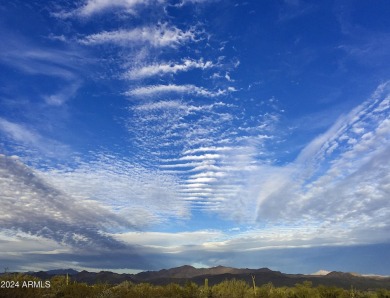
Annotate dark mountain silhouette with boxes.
[134,265,275,280]
[15,265,390,290]
[75,270,135,284]
[46,268,79,275]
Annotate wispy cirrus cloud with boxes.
[254,82,390,233]
[0,30,85,112]
[160,144,268,215]
[55,0,219,19]
[0,118,72,160]
[0,29,85,81]
[0,47,79,81]
[126,94,280,215]
[79,24,198,48]
[140,82,390,227]
[54,0,166,18]
[0,154,130,249]
[38,152,189,226]
[126,84,228,97]
[43,81,81,106]
[113,224,387,255]
[178,153,222,161]
[0,146,193,257]
[124,58,215,80]
[174,0,220,7]
[133,100,190,112]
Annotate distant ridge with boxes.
[135,265,275,280]
[46,269,79,275]
[325,271,355,278]
[312,269,331,276]
[10,265,390,290]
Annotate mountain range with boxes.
[12,265,390,290]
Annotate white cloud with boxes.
[53,0,166,18]
[179,153,222,161]
[125,85,283,218]
[186,177,217,183]
[79,24,197,48]
[138,82,390,230]
[0,118,42,147]
[175,0,220,7]
[0,39,82,80]
[112,221,387,257]
[43,82,81,106]
[185,183,210,189]
[162,144,264,214]
[0,32,84,117]
[133,100,190,112]
[0,155,130,249]
[159,161,210,169]
[190,171,227,178]
[38,153,189,225]
[126,84,227,97]
[0,118,71,159]
[254,82,390,237]
[79,0,158,16]
[124,58,214,80]
[114,230,224,249]
[183,146,238,155]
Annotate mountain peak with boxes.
[326,271,354,278]
[46,269,79,275]
[312,269,331,276]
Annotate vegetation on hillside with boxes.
[0,273,389,298]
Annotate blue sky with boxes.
[0,0,389,275]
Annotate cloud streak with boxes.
[38,153,190,225]
[0,155,130,249]
[54,0,166,18]
[124,58,215,80]
[255,82,390,235]
[0,118,72,160]
[79,24,197,48]
[126,84,228,97]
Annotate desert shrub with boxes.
[160,283,185,297]
[272,287,293,298]
[289,281,320,298]
[256,282,275,298]
[317,285,346,298]
[211,279,251,298]
[130,283,157,298]
[2,274,390,298]
[55,282,95,297]
[183,281,200,298]
[376,289,390,298]
[110,280,135,297]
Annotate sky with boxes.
[0,0,389,275]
